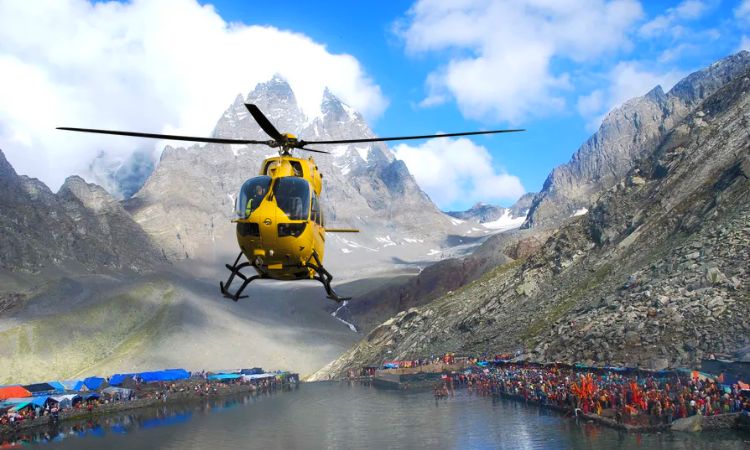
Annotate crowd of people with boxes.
[433,364,750,426]
[1,370,296,433]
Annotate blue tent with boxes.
[84,377,106,390]
[207,374,241,381]
[137,372,161,383]
[164,368,190,379]
[29,396,49,407]
[61,380,85,391]
[240,368,264,375]
[109,374,135,386]
[3,397,43,406]
[47,381,66,393]
[82,393,99,400]
[137,369,190,383]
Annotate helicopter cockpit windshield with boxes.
[236,175,271,219]
[273,177,311,221]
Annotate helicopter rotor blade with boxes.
[296,147,330,154]
[299,129,525,146]
[56,127,272,146]
[245,104,284,141]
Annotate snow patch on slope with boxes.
[571,208,589,217]
[481,209,526,231]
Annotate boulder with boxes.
[671,414,702,432]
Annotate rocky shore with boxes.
[493,391,743,433]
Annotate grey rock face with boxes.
[508,192,535,217]
[447,203,509,223]
[447,194,535,224]
[0,151,165,272]
[313,53,750,379]
[524,51,750,228]
[128,77,460,266]
[341,227,550,334]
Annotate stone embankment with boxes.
[670,412,743,432]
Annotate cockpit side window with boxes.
[263,161,276,176]
[273,177,311,221]
[290,161,303,177]
[236,176,271,219]
[310,193,325,226]
[311,194,320,225]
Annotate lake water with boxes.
[6,382,749,449]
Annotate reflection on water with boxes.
[4,383,749,449]
[0,388,288,447]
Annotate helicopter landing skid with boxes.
[307,251,351,303]
[220,253,265,302]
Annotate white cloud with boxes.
[578,61,685,130]
[0,0,387,193]
[740,35,750,51]
[577,90,604,118]
[639,0,709,37]
[658,43,699,63]
[736,0,750,21]
[392,137,524,208]
[608,62,685,107]
[397,0,643,124]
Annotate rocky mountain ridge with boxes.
[313,52,750,379]
[447,193,535,227]
[0,150,165,274]
[524,51,750,228]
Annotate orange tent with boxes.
[0,385,31,400]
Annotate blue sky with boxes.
[1,0,748,210]
[206,0,748,209]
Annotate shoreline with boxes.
[493,391,745,433]
[354,375,746,434]
[493,391,672,433]
[0,381,292,437]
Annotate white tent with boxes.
[50,394,81,409]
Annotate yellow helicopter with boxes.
[58,104,523,302]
